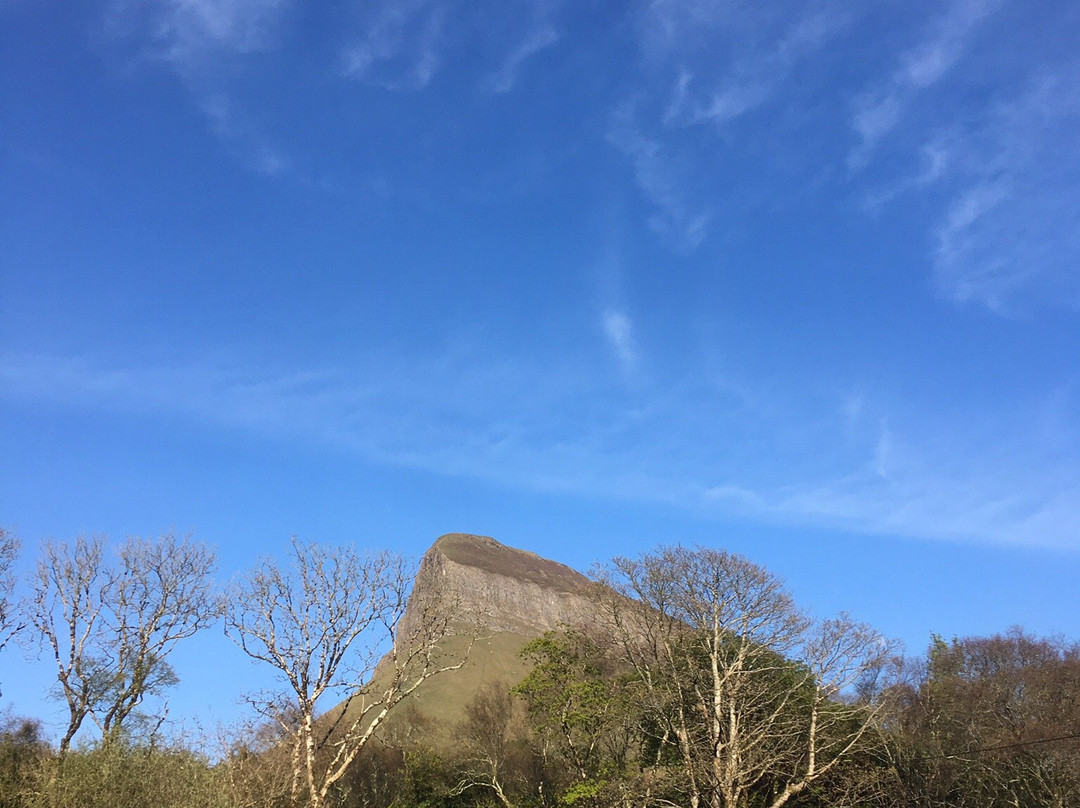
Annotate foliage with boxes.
[885,627,1080,807]
[451,681,551,808]
[216,716,296,808]
[5,535,1079,808]
[0,715,48,808]
[514,630,636,784]
[594,546,892,808]
[387,747,461,808]
[25,738,229,808]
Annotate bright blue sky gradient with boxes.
[2,0,1080,740]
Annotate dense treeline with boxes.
[0,528,1077,807]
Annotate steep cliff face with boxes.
[403,532,597,636]
[369,533,599,740]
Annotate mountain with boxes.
[371,533,599,742]
[406,532,596,634]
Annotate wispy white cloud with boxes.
[871,421,891,479]
[901,0,999,89]
[607,106,712,251]
[662,8,847,127]
[850,97,902,162]
[862,137,954,210]
[107,0,291,70]
[200,93,288,175]
[930,71,1080,310]
[342,0,563,94]
[486,23,560,94]
[4,351,1080,550]
[847,4,1080,311]
[104,0,293,174]
[613,2,847,251]
[849,0,1002,168]
[342,0,446,90]
[701,400,1080,550]
[703,484,767,511]
[771,462,1080,551]
[601,310,637,374]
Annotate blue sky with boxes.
[2,0,1080,739]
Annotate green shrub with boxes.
[28,740,230,808]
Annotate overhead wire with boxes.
[939,730,1080,759]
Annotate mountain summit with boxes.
[405,532,596,635]
[375,533,599,737]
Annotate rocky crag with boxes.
[403,532,597,635]
[371,532,600,740]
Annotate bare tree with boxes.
[595,545,893,808]
[97,534,218,737]
[0,528,24,697]
[31,535,108,753]
[29,533,218,753]
[224,538,469,808]
[884,628,1080,808]
[453,681,525,808]
[0,529,21,651]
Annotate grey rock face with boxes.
[403,533,597,637]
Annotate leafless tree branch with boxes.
[29,533,217,753]
[225,538,470,808]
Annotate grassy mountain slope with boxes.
[340,533,599,746]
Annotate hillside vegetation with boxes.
[0,528,1077,808]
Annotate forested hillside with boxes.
[0,528,1077,808]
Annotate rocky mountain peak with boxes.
[356,534,603,742]
[407,532,597,637]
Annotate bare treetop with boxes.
[596,544,894,808]
[225,537,470,808]
[101,534,218,736]
[0,528,20,655]
[30,532,217,752]
[0,528,23,699]
[607,545,810,652]
[226,540,410,704]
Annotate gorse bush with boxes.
[0,717,48,808]
[26,740,230,808]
